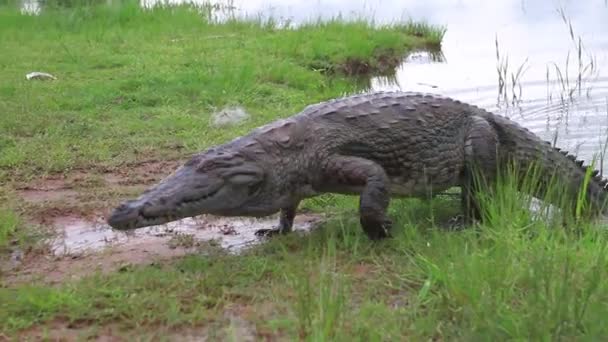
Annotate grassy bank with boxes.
[2,1,608,341]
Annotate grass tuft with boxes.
[0,208,19,250]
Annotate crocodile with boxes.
[106,91,608,239]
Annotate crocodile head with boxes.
[107,149,277,230]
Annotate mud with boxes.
[17,305,265,341]
[50,213,324,256]
[17,320,212,341]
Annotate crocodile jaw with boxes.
[107,155,269,230]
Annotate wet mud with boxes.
[50,213,324,256]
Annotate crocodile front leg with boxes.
[255,202,299,237]
[462,116,499,224]
[321,156,392,240]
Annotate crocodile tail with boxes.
[480,111,608,217]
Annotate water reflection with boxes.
[20,0,40,14]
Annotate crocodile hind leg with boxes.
[255,202,299,237]
[461,116,500,225]
[321,156,392,240]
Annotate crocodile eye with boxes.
[248,182,262,196]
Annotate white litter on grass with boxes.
[26,72,57,81]
[211,106,250,127]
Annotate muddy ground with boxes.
[2,159,324,285]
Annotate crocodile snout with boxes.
[107,202,141,230]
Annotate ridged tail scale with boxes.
[479,110,608,218]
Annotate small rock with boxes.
[220,225,237,235]
[211,106,249,127]
[9,248,24,270]
[118,263,133,272]
[26,71,57,81]
[10,248,23,262]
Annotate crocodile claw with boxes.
[361,216,393,240]
[442,214,478,231]
[254,228,285,238]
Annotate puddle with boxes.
[49,213,325,256]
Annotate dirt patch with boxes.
[13,158,183,195]
[310,48,407,77]
[18,188,80,204]
[97,158,185,187]
[16,320,212,341]
[16,304,271,341]
[4,159,326,285]
[10,159,185,223]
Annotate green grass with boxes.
[0,187,51,274]
[3,1,608,340]
[0,208,19,249]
